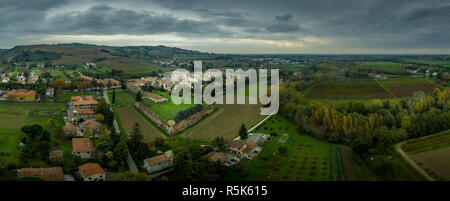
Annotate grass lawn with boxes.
[0,130,21,164]
[147,91,198,121]
[0,101,66,166]
[0,101,65,130]
[224,115,345,181]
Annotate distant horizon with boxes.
[1,42,450,56]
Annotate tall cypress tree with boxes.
[239,124,248,140]
[112,88,116,104]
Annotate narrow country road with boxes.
[394,141,434,181]
[103,90,139,173]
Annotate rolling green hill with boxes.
[0,43,216,73]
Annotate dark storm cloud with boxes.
[0,0,449,52]
[266,14,301,33]
[275,14,293,22]
[46,5,227,36]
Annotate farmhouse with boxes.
[247,133,270,146]
[67,96,98,122]
[78,163,106,181]
[2,77,9,83]
[143,154,171,174]
[78,119,102,138]
[226,140,247,156]
[6,89,37,100]
[46,87,55,97]
[72,138,95,159]
[17,167,65,181]
[227,140,262,159]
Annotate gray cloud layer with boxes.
[0,0,449,53]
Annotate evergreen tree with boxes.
[112,88,116,104]
[239,124,248,140]
[136,91,142,102]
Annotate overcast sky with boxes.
[1,0,450,54]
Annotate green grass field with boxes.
[0,101,65,165]
[224,115,345,181]
[0,130,21,164]
[359,61,403,70]
[145,91,199,121]
[0,101,65,130]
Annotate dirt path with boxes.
[395,141,435,181]
[339,146,357,181]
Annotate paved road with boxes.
[395,141,434,181]
[103,90,139,173]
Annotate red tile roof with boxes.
[144,155,169,166]
[72,138,95,152]
[79,163,105,178]
[72,96,98,106]
[17,167,64,181]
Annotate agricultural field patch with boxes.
[108,91,166,142]
[0,101,65,130]
[223,115,345,181]
[359,61,403,70]
[402,130,450,154]
[358,61,405,73]
[181,97,266,141]
[306,78,391,99]
[380,78,438,97]
[410,147,450,180]
[402,130,450,180]
[116,107,166,142]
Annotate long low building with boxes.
[17,167,65,181]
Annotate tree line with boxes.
[280,85,450,156]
